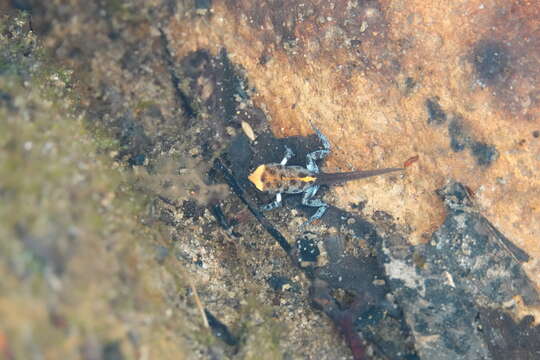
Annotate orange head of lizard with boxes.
[248,164,267,191]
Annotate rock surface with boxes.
[1,1,539,359]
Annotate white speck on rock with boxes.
[385,259,425,296]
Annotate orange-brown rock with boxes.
[166,0,540,296]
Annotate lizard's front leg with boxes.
[261,193,282,211]
[280,146,295,165]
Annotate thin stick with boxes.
[190,279,209,329]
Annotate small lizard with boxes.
[248,127,403,226]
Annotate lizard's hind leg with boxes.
[301,185,328,226]
[306,129,330,173]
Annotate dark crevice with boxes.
[158,27,197,119]
[204,309,238,347]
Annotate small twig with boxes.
[157,194,179,208]
[190,279,209,329]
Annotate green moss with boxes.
[103,0,148,23]
[0,13,190,359]
[236,296,285,360]
[134,98,157,113]
[0,10,306,360]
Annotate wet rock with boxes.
[383,181,539,360]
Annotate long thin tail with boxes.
[316,168,404,185]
